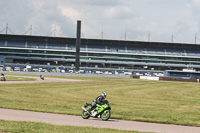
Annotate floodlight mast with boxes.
[75,20,81,72]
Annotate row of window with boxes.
[1,48,200,65]
[2,41,200,56]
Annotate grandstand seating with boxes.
[7,41,25,48]
[4,41,200,58]
[27,42,45,49]
[146,48,165,55]
[6,55,67,62]
[47,43,66,50]
[2,40,200,61]
[80,44,86,51]
[165,48,185,56]
[0,40,4,47]
[107,45,125,53]
[2,34,200,73]
[186,50,200,56]
[87,44,106,52]
[38,43,46,49]
[127,46,146,54]
[66,43,75,50]
[0,55,4,64]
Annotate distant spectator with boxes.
[1,73,5,81]
[40,75,44,80]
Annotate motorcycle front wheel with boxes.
[101,110,111,121]
[81,110,90,119]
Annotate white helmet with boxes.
[101,92,107,98]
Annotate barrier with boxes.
[139,76,159,80]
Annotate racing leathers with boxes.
[88,95,105,113]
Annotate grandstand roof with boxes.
[0,34,199,50]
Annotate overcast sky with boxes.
[1,0,200,44]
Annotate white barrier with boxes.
[140,76,159,80]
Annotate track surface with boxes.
[0,75,83,83]
[0,108,199,133]
[1,75,200,133]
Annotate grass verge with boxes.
[0,75,200,126]
[0,120,147,133]
[2,76,36,81]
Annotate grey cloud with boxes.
[190,1,200,34]
[0,0,199,43]
[0,0,75,37]
[62,0,122,6]
[0,0,36,34]
[104,6,135,20]
[30,1,75,37]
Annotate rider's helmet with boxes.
[101,92,107,99]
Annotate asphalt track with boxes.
[0,108,200,133]
[0,75,84,83]
[1,75,200,133]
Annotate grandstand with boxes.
[0,34,200,75]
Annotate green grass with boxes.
[0,120,146,133]
[3,76,36,81]
[0,75,200,126]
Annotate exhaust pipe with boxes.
[81,107,91,116]
[81,107,87,111]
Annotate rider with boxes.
[88,92,107,114]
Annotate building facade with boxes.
[0,34,200,72]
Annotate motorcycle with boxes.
[81,100,111,121]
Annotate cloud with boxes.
[193,0,200,4]
[0,0,75,37]
[0,0,35,34]
[60,0,122,7]
[31,1,75,37]
[0,0,200,43]
[105,6,134,20]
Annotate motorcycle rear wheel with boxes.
[81,110,90,119]
[101,110,111,121]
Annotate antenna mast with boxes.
[195,33,197,44]
[148,32,150,42]
[101,29,103,39]
[30,25,32,35]
[125,31,127,40]
[54,26,56,37]
[6,23,8,34]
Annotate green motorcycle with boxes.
[81,100,111,121]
